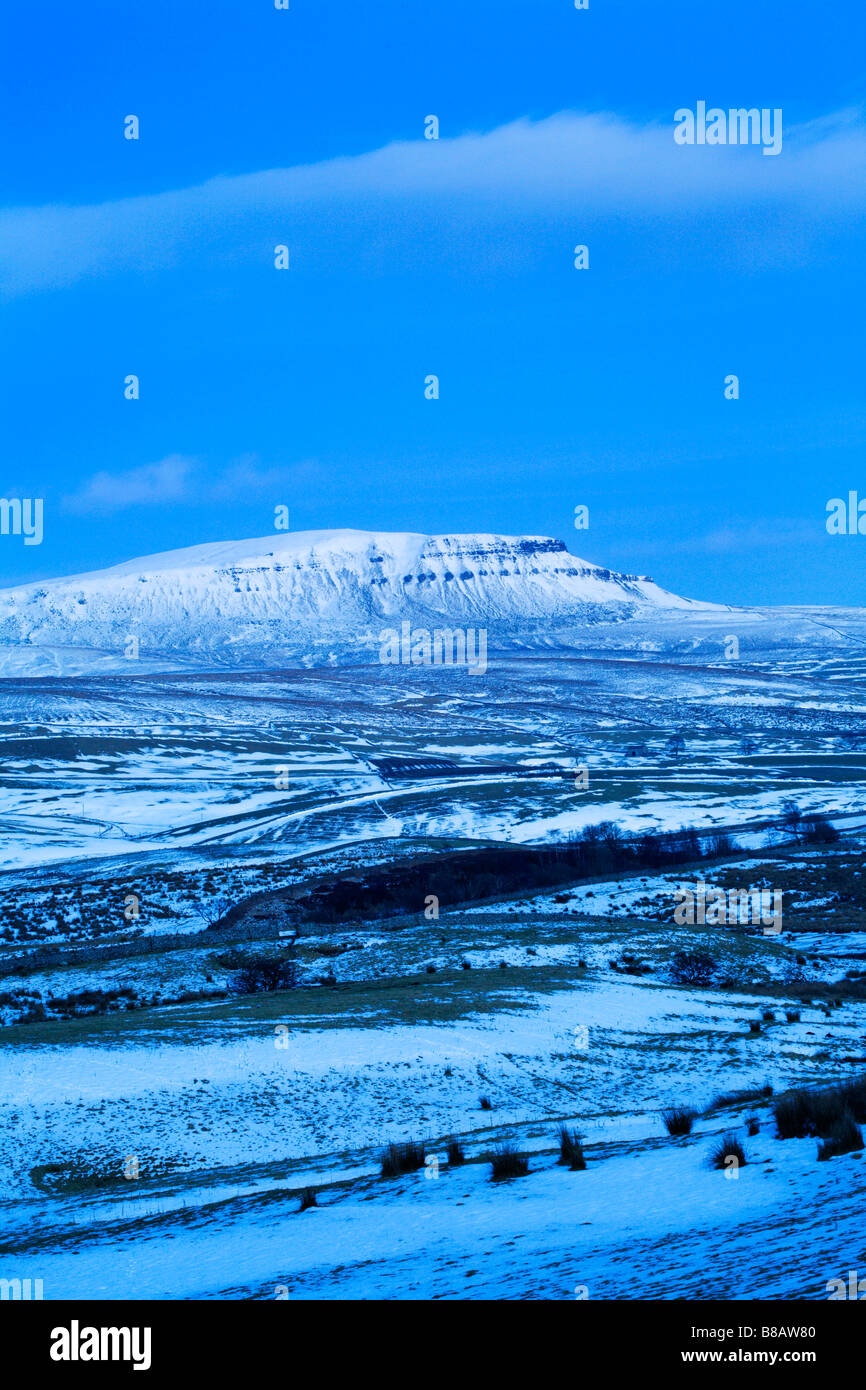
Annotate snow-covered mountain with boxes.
[0,529,714,669]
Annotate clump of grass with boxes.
[774,1077,866,1140]
[839,1075,866,1121]
[748,1020,762,1034]
[479,1095,493,1111]
[817,1112,864,1161]
[380,1140,427,1178]
[761,1007,776,1022]
[558,1125,586,1170]
[709,1134,747,1170]
[785,1008,801,1023]
[746,1116,760,1136]
[446,1138,465,1166]
[490,1143,529,1181]
[298,1186,318,1211]
[774,1088,833,1139]
[661,1105,697,1137]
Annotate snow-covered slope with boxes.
[0,530,713,668]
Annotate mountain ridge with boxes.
[0,529,716,669]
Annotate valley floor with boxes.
[1,651,865,1300]
[2,909,865,1300]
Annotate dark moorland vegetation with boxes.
[279,820,795,926]
[773,1075,866,1141]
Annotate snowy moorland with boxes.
[0,533,865,1299]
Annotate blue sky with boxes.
[1,0,864,605]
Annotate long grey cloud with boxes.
[2,108,864,294]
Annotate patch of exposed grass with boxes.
[705,1083,773,1115]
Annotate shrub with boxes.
[817,1112,864,1161]
[218,948,299,995]
[298,1186,318,1211]
[611,953,652,976]
[490,1143,529,1180]
[671,950,716,987]
[43,986,138,1019]
[635,833,664,869]
[558,1125,586,1170]
[446,1138,465,1166]
[20,1001,47,1023]
[662,1105,697,1137]
[709,1134,747,1170]
[380,1140,427,1178]
[801,813,839,844]
[479,1095,493,1111]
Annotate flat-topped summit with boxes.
[0,529,711,667]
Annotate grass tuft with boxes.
[817,1112,864,1161]
[774,1077,866,1140]
[380,1140,427,1178]
[709,1134,747,1170]
[490,1143,529,1180]
[557,1125,586,1169]
[661,1105,697,1137]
